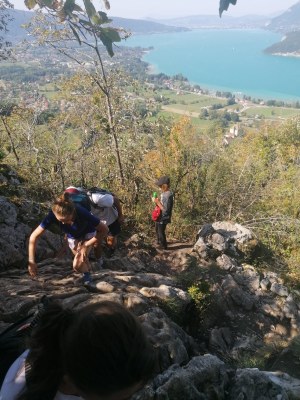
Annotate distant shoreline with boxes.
[130,30,300,102]
[141,54,300,103]
[272,52,300,58]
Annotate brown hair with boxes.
[52,192,75,217]
[18,301,157,400]
[63,302,156,396]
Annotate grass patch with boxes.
[234,352,267,370]
[188,281,211,314]
[159,90,227,108]
[154,110,214,130]
[156,297,187,327]
[244,107,300,119]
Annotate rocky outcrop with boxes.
[0,196,61,270]
[0,196,31,268]
[1,195,300,399]
[134,358,300,399]
[192,222,300,380]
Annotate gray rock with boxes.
[212,221,253,244]
[195,221,257,262]
[261,300,285,319]
[124,294,149,315]
[260,278,271,291]
[115,273,174,288]
[231,335,261,356]
[209,327,233,353]
[0,196,62,270]
[271,283,289,297]
[143,355,228,400]
[230,368,290,399]
[264,271,282,284]
[261,371,300,399]
[221,275,255,311]
[196,224,215,239]
[94,281,115,293]
[283,295,298,319]
[209,232,228,252]
[0,196,18,225]
[0,173,8,184]
[216,254,237,271]
[140,284,191,303]
[139,311,195,369]
[193,236,208,258]
[234,267,260,292]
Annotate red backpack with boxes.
[152,205,161,221]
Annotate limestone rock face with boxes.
[0,196,61,270]
[133,358,300,399]
[229,369,292,400]
[0,256,197,374]
[1,193,300,399]
[142,355,228,400]
[0,196,31,269]
[194,221,256,260]
[191,220,300,383]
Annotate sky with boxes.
[11,0,299,19]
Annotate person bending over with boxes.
[0,300,157,400]
[28,192,108,285]
[88,189,123,260]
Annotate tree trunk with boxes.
[1,116,19,163]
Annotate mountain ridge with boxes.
[5,5,300,58]
[5,9,188,42]
[149,14,270,29]
[265,1,300,32]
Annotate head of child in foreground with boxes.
[23,301,157,400]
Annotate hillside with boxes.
[265,30,300,55]
[265,1,300,33]
[110,16,188,34]
[263,2,300,56]
[4,9,32,41]
[5,9,188,43]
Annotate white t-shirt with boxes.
[90,193,118,226]
[0,350,82,400]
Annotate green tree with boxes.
[24,1,128,183]
[0,0,13,60]
[20,0,238,183]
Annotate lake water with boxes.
[125,29,300,101]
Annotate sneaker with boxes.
[82,272,92,285]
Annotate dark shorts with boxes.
[108,219,121,236]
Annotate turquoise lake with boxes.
[125,30,300,101]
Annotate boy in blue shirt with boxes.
[28,192,108,285]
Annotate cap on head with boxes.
[155,176,170,186]
[65,186,80,194]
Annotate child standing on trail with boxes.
[28,192,108,285]
[152,175,174,250]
